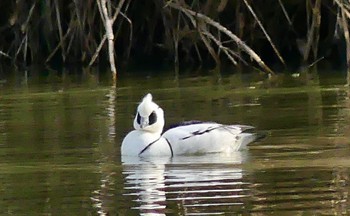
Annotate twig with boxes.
[88,36,106,66]
[194,43,202,63]
[89,0,126,67]
[66,25,76,55]
[99,0,117,81]
[199,30,220,66]
[0,50,12,59]
[15,2,36,63]
[179,12,202,62]
[217,0,228,12]
[341,7,350,66]
[73,0,83,31]
[308,56,324,68]
[14,36,26,60]
[312,0,321,60]
[278,0,292,26]
[181,7,220,65]
[96,0,104,23]
[243,0,285,65]
[167,2,275,75]
[46,28,72,63]
[202,31,238,65]
[173,12,180,70]
[303,0,321,62]
[23,34,28,65]
[21,2,36,33]
[120,12,132,62]
[334,0,350,19]
[54,0,66,62]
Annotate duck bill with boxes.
[140,117,149,129]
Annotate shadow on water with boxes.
[0,67,350,214]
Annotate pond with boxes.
[0,68,350,215]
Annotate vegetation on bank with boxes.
[0,0,349,78]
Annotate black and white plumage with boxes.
[121,93,262,157]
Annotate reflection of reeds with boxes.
[0,1,349,76]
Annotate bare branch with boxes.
[167,2,275,75]
[341,7,350,66]
[303,0,321,62]
[0,50,12,59]
[120,12,133,62]
[243,0,285,65]
[89,0,126,69]
[54,0,66,62]
[278,0,292,26]
[99,0,117,81]
[46,28,72,63]
[202,31,238,65]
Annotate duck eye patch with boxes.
[136,113,141,124]
[149,111,157,125]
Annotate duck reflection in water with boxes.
[121,152,248,215]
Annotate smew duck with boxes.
[121,93,262,157]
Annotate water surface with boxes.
[0,70,350,215]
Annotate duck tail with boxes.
[236,131,267,150]
[253,131,267,142]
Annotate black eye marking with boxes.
[136,113,141,124]
[149,111,157,125]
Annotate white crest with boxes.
[138,93,155,116]
[143,93,152,102]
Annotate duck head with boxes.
[133,93,165,134]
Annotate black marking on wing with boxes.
[164,120,256,141]
[181,125,222,140]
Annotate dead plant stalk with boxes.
[99,0,117,81]
[243,0,285,65]
[167,2,275,75]
[90,0,127,81]
[303,0,321,62]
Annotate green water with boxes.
[0,69,350,215]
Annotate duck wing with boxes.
[162,121,255,155]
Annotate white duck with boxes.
[121,93,263,157]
